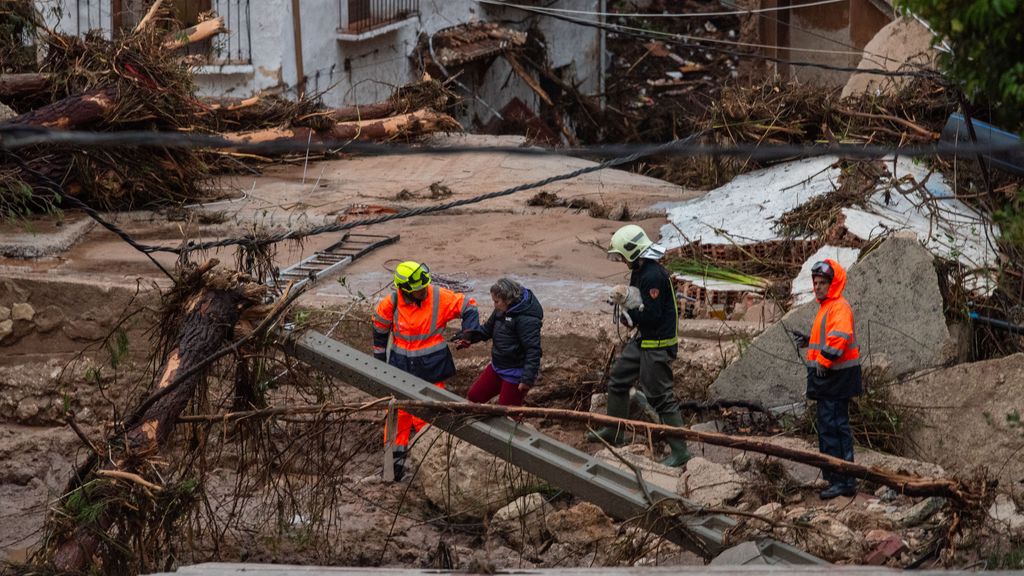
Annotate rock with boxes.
[988,494,1024,531]
[62,318,109,341]
[546,502,616,545]
[491,493,551,548]
[407,425,545,520]
[0,102,15,122]
[749,502,783,531]
[596,444,681,493]
[731,453,751,472]
[11,303,34,322]
[15,400,40,422]
[779,508,865,562]
[33,305,65,333]
[0,319,12,342]
[710,237,952,407]
[676,457,743,507]
[890,496,945,528]
[842,17,938,99]
[0,306,9,320]
[875,485,899,502]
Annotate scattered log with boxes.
[328,100,404,123]
[162,16,227,51]
[221,109,462,146]
[52,263,266,573]
[0,73,52,99]
[176,398,987,506]
[2,87,117,128]
[392,401,985,505]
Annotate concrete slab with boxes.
[0,215,94,259]
[709,236,952,407]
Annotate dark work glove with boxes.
[790,330,810,348]
[449,332,472,350]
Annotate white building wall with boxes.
[37,0,604,127]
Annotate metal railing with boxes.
[206,0,252,64]
[340,0,419,34]
[46,0,251,64]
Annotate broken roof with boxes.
[426,22,527,68]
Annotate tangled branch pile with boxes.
[0,3,461,218]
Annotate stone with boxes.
[890,496,945,528]
[32,305,65,333]
[676,456,743,507]
[62,319,109,341]
[988,494,1024,531]
[595,444,681,493]
[842,17,938,99]
[710,237,952,407]
[779,508,865,563]
[0,306,9,320]
[0,102,14,122]
[491,493,551,548]
[0,319,12,342]
[16,400,40,422]
[875,485,899,502]
[407,425,545,520]
[546,502,616,545]
[11,303,34,322]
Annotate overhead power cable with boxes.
[480,0,847,18]
[476,0,945,80]
[2,126,1023,158]
[132,132,705,255]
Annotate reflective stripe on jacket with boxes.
[627,258,679,349]
[372,286,480,382]
[805,258,863,400]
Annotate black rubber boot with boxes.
[658,412,692,468]
[392,447,407,482]
[586,392,629,446]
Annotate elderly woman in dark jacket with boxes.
[457,278,543,406]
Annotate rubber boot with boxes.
[658,412,692,468]
[392,447,407,482]
[586,391,630,446]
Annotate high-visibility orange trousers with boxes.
[385,382,445,447]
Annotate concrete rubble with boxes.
[710,235,953,407]
[408,425,545,520]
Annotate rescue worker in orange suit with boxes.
[372,261,480,481]
[790,259,863,499]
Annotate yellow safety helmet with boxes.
[394,260,431,292]
[608,224,653,263]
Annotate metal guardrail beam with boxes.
[284,329,827,565]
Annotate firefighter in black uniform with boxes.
[587,225,691,467]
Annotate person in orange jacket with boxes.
[791,259,863,499]
[372,260,480,481]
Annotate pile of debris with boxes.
[0,1,461,217]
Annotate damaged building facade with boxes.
[38,0,605,129]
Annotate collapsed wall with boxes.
[709,236,953,407]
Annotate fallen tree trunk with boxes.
[2,87,117,128]
[52,262,265,573]
[396,401,985,504]
[175,399,988,506]
[162,16,227,51]
[0,73,52,99]
[221,109,462,146]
